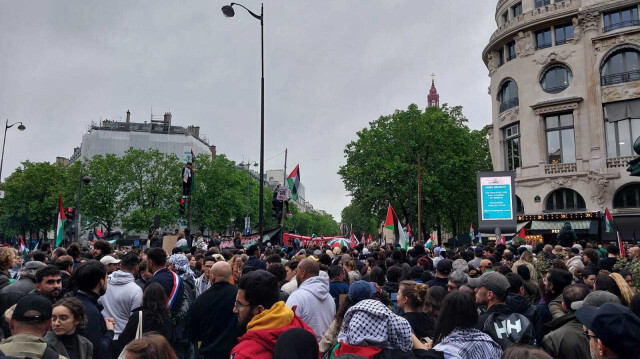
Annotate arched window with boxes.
[541,63,573,93]
[516,196,525,214]
[613,183,640,208]
[546,188,586,211]
[498,79,519,113]
[601,48,640,86]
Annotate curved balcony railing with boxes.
[601,70,640,86]
[500,97,519,113]
[604,19,640,33]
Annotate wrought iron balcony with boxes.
[499,97,519,113]
[601,70,640,86]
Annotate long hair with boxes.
[610,272,634,306]
[432,291,478,345]
[143,283,169,326]
[124,333,177,359]
[399,280,428,310]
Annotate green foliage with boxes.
[81,154,127,233]
[338,104,492,240]
[614,258,640,290]
[341,202,378,236]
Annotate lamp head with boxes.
[221,5,235,17]
[17,124,25,131]
[239,161,246,166]
[82,176,91,185]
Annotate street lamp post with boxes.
[76,175,91,243]
[222,2,265,241]
[0,120,26,182]
[240,160,258,234]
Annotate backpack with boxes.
[482,312,536,349]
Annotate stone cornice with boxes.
[530,96,583,114]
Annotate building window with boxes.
[516,196,525,214]
[540,63,572,93]
[512,2,523,17]
[507,41,516,61]
[546,188,586,211]
[605,118,640,158]
[536,29,552,49]
[498,48,505,67]
[503,123,521,171]
[498,80,518,113]
[601,49,640,86]
[603,6,640,33]
[614,184,640,208]
[535,0,551,8]
[545,113,575,164]
[555,23,574,45]
[502,11,509,24]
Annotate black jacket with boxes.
[0,277,36,315]
[244,256,266,271]
[506,294,545,344]
[187,282,239,359]
[113,308,173,358]
[76,290,113,359]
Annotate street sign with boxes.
[276,187,288,201]
[133,240,140,246]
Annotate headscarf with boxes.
[168,254,194,277]
[337,299,413,352]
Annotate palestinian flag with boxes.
[384,204,407,250]
[287,165,300,201]
[361,232,366,245]
[368,234,373,245]
[407,223,412,238]
[55,196,66,247]
[469,224,474,240]
[426,234,434,249]
[604,208,615,233]
[516,226,526,243]
[18,235,27,260]
[191,149,196,163]
[350,232,358,246]
[617,232,626,258]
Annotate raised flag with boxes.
[95,227,104,238]
[190,149,196,163]
[18,235,27,259]
[604,208,615,233]
[426,234,434,249]
[407,223,412,239]
[516,226,527,243]
[469,224,474,240]
[384,204,408,250]
[55,196,66,247]
[350,232,358,246]
[617,232,626,258]
[287,165,301,201]
[361,232,366,245]
[368,234,373,245]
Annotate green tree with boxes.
[338,104,492,243]
[341,202,378,236]
[81,154,127,233]
[119,148,183,234]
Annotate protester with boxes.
[0,294,64,358]
[228,254,244,285]
[285,258,335,341]
[193,256,215,297]
[427,260,451,291]
[544,269,573,320]
[432,291,502,359]
[45,297,94,359]
[114,283,173,357]
[32,265,63,303]
[397,280,434,339]
[134,261,151,290]
[100,256,121,275]
[0,247,15,291]
[576,303,640,359]
[74,260,115,359]
[273,328,319,359]
[599,244,619,272]
[99,252,142,340]
[0,261,46,315]
[328,265,349,310]
[121,333,178,359]
[187,261,238,359]
[54,255,74,293]
[541,284,590,359]
[230,270,315,359]
[244,245,266,270]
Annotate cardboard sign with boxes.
[162,235,178,255]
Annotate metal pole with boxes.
[417,155,422,243]
[258,3,265,242]
[0,120,8,182]
[76,179,82,243]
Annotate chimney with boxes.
[126,110,131,123]
[209,145,217,157]
[163,112,172,126]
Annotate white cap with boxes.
[100,256,121,265]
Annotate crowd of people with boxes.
[0,235,637,359]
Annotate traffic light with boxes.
[271,199,283,221]
[179,198,186,216]
[65,208,75,221]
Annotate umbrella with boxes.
[327,238,352,249]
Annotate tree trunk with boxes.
[436,217,442,246]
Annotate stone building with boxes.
[483,0,640,242]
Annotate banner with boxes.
[219,227,282,249]
[282,233,339,246]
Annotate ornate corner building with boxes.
[483,0,640,243]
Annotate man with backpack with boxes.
[469,271,535,349]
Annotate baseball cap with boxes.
[467,272,510,294]
[576,303,640,358]
[571,290,621,311]
[12,294,52,323]
[362,248,369,255]
[436,259,452,275]
[100,256,121,265]
[348,280,375,302]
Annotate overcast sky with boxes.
[0,1,497,221]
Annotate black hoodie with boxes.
[506,294,545,344]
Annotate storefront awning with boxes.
[530,220,592,230]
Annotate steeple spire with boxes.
[427,73,440,108]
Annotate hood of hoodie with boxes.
[506,294,532,314]
[298,275,331,300]
[108,270,135,286]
